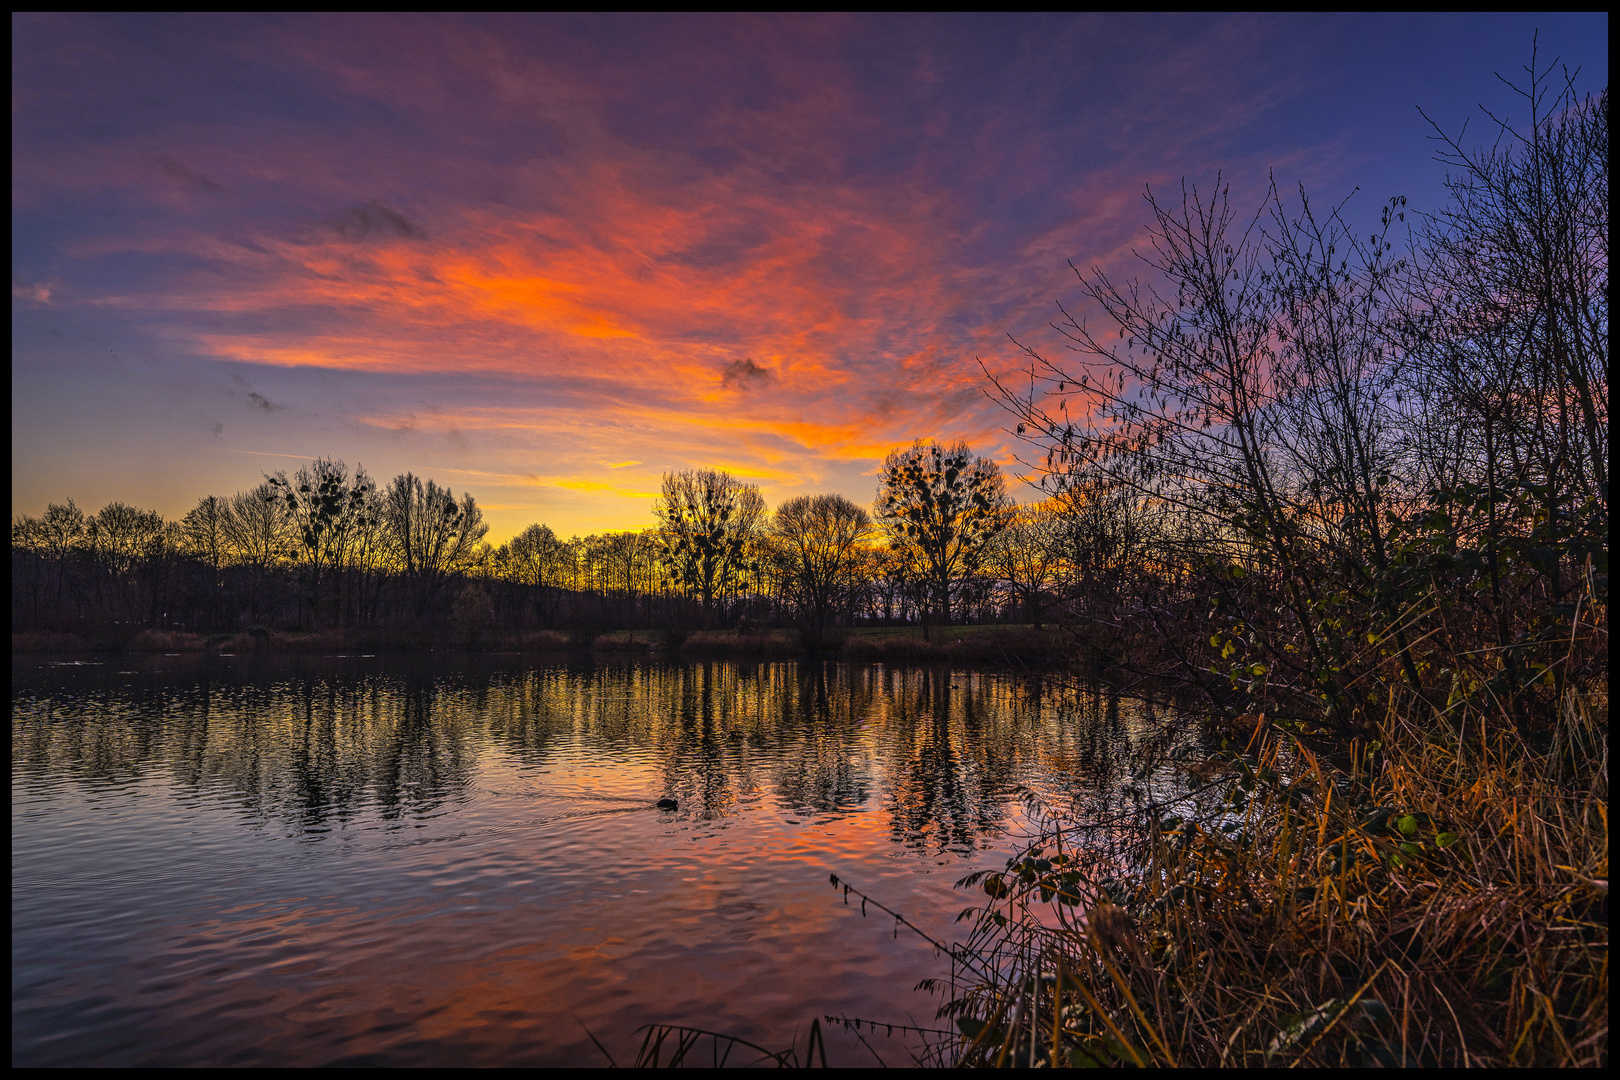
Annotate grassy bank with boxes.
[937,684,1609,1067]
[12,623,1073,663]
[842,624,1072,663]
[11,627,576,654]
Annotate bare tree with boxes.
[379,472,489,621]
[988,173,1423,722]
[267,459,379,628]
[874,440,1011,629]
[87,502,167,627]
[771,493,873,649]
[496,522,567,627]
[654,469,765,625]
[859,545,914,626]
[1400,44,1608,605]
[987,502,1063,626]
[221,483,289,623]
[31,500,87,624]
[504,523,564,588]
[180,495,231,627]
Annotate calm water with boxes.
[12,652,1184,1067]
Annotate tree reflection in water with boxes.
[13,653,1200,1068]
[13,655,1178,856]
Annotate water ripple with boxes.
[12,653,1189,1066]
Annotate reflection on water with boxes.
[12,654,1185,1067]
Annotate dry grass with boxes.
[514,629,572,650]
[127,630,208,651]
[679,628,805,657]
[937,685,1609,1067]
[12,629,211,652]
[842,625,1070,663]
[590,629,652,651]
[11,631,97,652]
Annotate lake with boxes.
[11,652,1186,1067]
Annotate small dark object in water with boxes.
[656,798,678,811]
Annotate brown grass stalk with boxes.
[939,682,1608,1067]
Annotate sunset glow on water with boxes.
[12,654,1185,1066]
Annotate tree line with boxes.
[13,440,1109,649]
[12,54,1605,735]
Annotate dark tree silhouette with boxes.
[874,440,1011,629]
[654,468,764,626]
[769,493,872,650]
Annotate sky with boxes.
[12,13,1609,542]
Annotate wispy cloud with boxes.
[13,13,1605,537]
[12,280,53,305]
[321,199,427,242]
[153,155,224,194]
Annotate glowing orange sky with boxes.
[11,14,1607,540]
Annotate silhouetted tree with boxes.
[1396,51,1608,669]
[86,501,167,628]
[267,459,378,628]
[494,522,566,627]
[989,45,1607,729]
[221,483,289,623]
[505,523,564,588]
[874,440,1011,627]
[33,499,87,625]
[654,469,765,626]
[180,495,231,627]
[770,493,873,649]
[379,472,488,622]
[989,170,1421,722]
[987,501,1063,626]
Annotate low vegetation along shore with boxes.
[11,622,1077,665]
[920,681,1608,1068]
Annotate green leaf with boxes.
[1435,832,1459,849]
[1396,815,1419,836]
[1067,1044,1106,1067]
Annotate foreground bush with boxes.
[942,684,1608,1067]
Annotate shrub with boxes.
[938,684,1608,1068]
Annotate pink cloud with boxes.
[22,15,1580,535]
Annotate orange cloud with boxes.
[28,12,1477,534]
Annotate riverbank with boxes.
[11,623,1077,664]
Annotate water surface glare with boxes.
[12,653,1174,1066]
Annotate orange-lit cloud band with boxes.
[12,13,1606,539]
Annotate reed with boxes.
[626,1019,828,1068]
[938,684,1609,1067]
[10,630,99,651]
